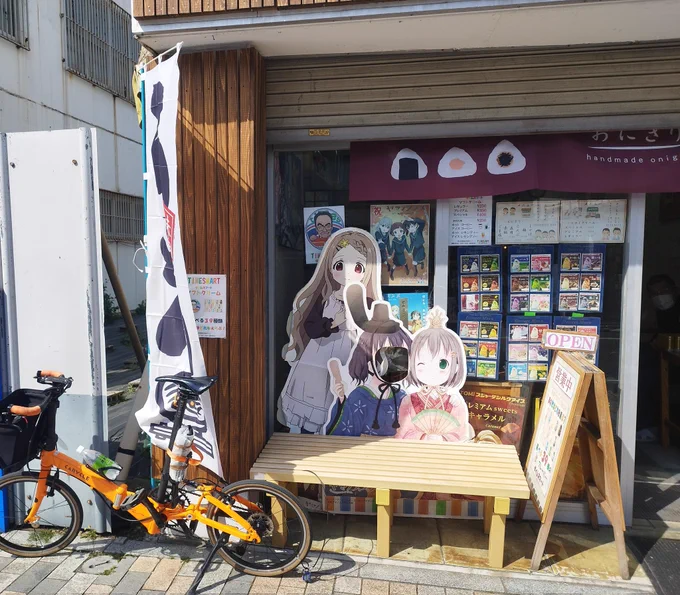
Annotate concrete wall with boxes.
[0,0,144,307]
[103,241,146,311]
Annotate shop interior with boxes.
[270,148,667,579]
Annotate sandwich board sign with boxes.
[516,350,628,579]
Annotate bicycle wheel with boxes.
[206,479,312,577]
[0,471,83,557]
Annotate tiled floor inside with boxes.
[310,513,648,581]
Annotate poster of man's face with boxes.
[303,206,345,264]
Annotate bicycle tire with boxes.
[205,479,312,577]
[0,471,83,557]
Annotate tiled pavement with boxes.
[0,533,655,595]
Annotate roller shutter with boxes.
[266,43,680,132]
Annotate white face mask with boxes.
[653,294,676,311]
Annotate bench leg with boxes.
[376,488,392,558]
[483,497,493,535]
[268,480,288,547]
[488,497,510,569]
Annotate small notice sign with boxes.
[448,196,492,246]
[188,274,227,338]
[542,329,599,354]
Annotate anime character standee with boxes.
[278,229,381,434]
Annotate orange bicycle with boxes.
[0,371,311,591]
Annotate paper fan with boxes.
[411,409,460,435]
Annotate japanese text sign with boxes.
[188,274,227,339]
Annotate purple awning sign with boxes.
[349,130,680,202]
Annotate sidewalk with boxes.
[0,532,655,595]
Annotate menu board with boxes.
[525,355,580,515]
[495,201,560,244]
[557,244,605,313]
[448,196,493,246]
[508,246,554,314]
[560,199,627,243]
[188,274,227,338]
[553,316,601,365]
[507,316,552,382]
[460,382,530,453]
[458,247,503,314]
[458,313,502,380]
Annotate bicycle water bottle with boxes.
[169,426,194,482]
[76,446,121,480]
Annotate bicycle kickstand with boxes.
[187,534,229,595]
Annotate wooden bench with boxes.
[250,433,530,568]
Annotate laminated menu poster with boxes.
[188,274,227,338]
[448,196,492,246]
[458,246,503,314]
[385,292,429,334]
[303,206,345,264]
[554,317,601,365]
[495,200,560,244]
[508,246,554,314]
[557,244,605,313]
[458,313,502,380]
[560,199,627,243]
[525,355,580,515]
[507,316,552,382]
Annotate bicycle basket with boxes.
[0,389,49,473]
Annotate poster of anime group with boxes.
[369,204,430,286]
[277,227,496,517]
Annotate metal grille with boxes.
[63,0,140,103]
[0,0,28,49]
[100,190,144,242]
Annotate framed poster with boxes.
[495,201,560,244]
[384,292,429,334]
[507,316,552,382]
[458,313,502,380]
[557,244,605,313]
[508,246,554,314]
[560,199,627,243]
[303,206,345,264]
[370,203,430,286]
[448,196,492,246]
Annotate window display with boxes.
[458,247,503,313]
[508,246,554,313]
[458,313,502,379]
[554,316,601,364]
[557,244,606,313]
[507,316,552,381]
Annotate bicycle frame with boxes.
[25,449,261,543]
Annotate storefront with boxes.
[152,39,680,531]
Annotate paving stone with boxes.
[141,557,182,591]
[71,536,115,553]
[0,574,20,593]
[110,571,150,595]
[306,578,334,594]
[92,556,135,586]
[4,557,39,574]
[56,573,98,595]
[129,556,160,573]
[360,566,504,594]
[335,576,362,594]
[136,591,166,595]
[84,586,113,594]
[417,588,445,595]
[362,579,390,595]
[29,578,68,595]
[390,583,417,595]
[250,576,282,593]
[220,572,255,594]
[445,590,475,595]
[6,561,59,593]
[167,575,196,594]
[195,560,232,594]
[49,553,89,580]
[501,577,611,594]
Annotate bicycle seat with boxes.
[155,375,218,395]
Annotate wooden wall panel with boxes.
[153,48,267,483]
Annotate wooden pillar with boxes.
[173,48,267,482]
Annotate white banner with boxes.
[136,47,222,476]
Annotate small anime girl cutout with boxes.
[396,307,475,442]
[405,217,427,276]
[389,222,409,280]
[278,229,381,434]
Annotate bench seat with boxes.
[250,433,530,568]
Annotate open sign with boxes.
[542,329,599,353]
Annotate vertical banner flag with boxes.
[136,46,222,476]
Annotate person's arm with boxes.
[304,297,338,339]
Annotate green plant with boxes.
[81,528,98,540]
[28,528,58,544]
[133,300,146,316]
[103,282,120,325]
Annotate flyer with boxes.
[560,199,627,243]
[507,315,552,382]
[495,201,560,244]
[303,206,345,264]
[385,292,430,334]
[557,244,606,313]
[459,313,502,380]
[448,196,492,246]
[188,274,227,339]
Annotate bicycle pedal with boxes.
[120,488,147,511]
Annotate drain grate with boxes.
[629,536,680,595]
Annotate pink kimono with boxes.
[395,387,474,442]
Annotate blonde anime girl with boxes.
[278,228,382,434]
